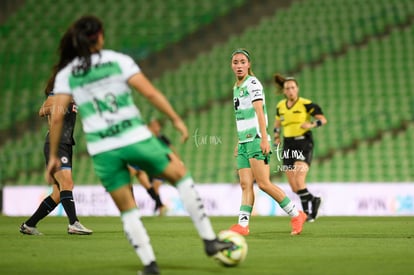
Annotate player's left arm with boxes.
[45,94,72,184]
[301,102,327,129]
[313,114,327,126]
[253,100,270,155]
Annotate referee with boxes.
[273,73,327,222]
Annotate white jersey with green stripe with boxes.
[53,49,152,155]
[233,75,269,143]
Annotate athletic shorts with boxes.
[92,136,172,192]
[237,137,271,169]
[43,142,73,169]
[282,132,313,167]
[128,165,165,183]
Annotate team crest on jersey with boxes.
[239,89,249,97]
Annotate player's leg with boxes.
[229,168,254,236]
[160,153,214,237]
[285,169,301,193]
[250,158,287,201]
[152,178,162,194]
[54,169,76,225]
[293,160,320,222]
[285,167,311,216]
[20,142,61,235]
[19,183,60,235]
[246,139,292,207]
[135,170,164,214]
[287,161,310,210]
[289,138,320,221]
[125,137,234,256]
[150,178,166,215]
[93,151,159,274]
[283,139,311,213]
[159,153,234,256]
[134,168,152,190]
[229,143,253,235]
[54,169,92,234]
[249,154,306,235]
[54,143,92,234]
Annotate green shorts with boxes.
[237,138,271,169]
[92,137,172,192]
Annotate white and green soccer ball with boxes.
[214,230,248,267]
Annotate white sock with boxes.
[238,212,250,227]
[121,208,155,265]
[282,200,300,217]
[176,175,216,240]
[238,205,252,227]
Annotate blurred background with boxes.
[0,0,413,193]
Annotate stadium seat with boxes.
[1,0,413,184]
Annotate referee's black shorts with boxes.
[282,131,313,167]
[43,142,73,169]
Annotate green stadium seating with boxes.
[1,0,413,185]
[0,0,247,130]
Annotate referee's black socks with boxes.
[297,188,314,215]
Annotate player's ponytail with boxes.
[273,73,298,94]
[43,16,103,96]
[70,15,103,76]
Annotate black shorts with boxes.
[282,132,313,167]
[43,143,73,169]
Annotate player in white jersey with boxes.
[45,15,233,275]
[229,49,307,236]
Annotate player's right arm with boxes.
[128,72,188,143]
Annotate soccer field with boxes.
[1,216,413,275]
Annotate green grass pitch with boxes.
[1,216,413,275]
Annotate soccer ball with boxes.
[214,230,248,267]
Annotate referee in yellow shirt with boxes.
[273,73,327,222]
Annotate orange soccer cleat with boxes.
[229,224,250,236]
[290,211,307,235]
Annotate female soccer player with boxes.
[45,15,232,275]
[229,49,307,236]
[20,82,92,235]
[273,73,327,222]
